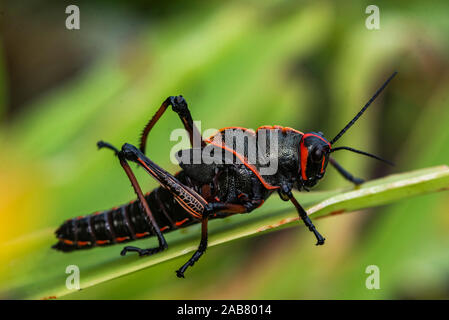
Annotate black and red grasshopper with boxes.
[53,72,397,278]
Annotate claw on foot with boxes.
[120,245,165,257]
[97,141,120,154]
[176,270,185,278]
[315,237,325,246]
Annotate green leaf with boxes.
[1,165,448,299]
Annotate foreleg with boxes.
[279,184,325,245]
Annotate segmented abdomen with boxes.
[52,181,197,252]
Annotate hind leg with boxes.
[97,141,168,256]
[140,95,206,154]
[99,141,211,259]
[115,142,263,277]
[98,141,255,277]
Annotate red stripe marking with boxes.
[321,157,325,174]
[258,125,283,131]
[116,236,130,242]
[175,218,189,227]
[206,125,304,190]
[282,127,304,135]
[63,239,74,245]
[302,133,331,148]
[160,226,169,232]
[214,126,256,136]
[96,240,110,245]
[135,232,150,238]
[300,140,309,181]
[213,125,303,136]
[77,241,90,246]
[204,138,279,190]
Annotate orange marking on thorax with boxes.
[63,239,74,245]
[210,125,303,140]
[257,125,303,135]
[206,125,305,190]
[204,138,279,190]
[215,126,256,136]
[281,127,304,135]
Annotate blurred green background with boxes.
[1,0,449,299]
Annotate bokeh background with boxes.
[1,0,449,299]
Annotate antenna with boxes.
[330,71,397,145]
[330,146,394,166]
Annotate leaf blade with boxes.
[1,165,448,299]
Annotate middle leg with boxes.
[175,201,257,278]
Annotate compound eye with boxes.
[311,148,323,163]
